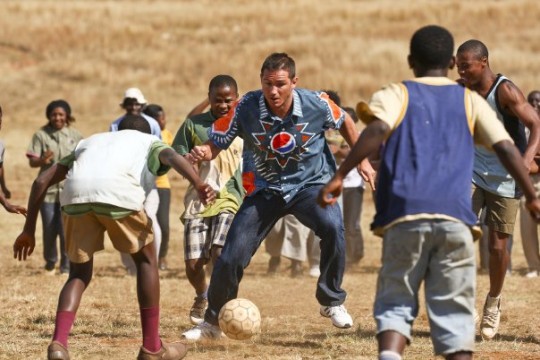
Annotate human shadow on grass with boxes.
[92,265,184,280]
[412,330,540,346]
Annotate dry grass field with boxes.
[1,0,540,359]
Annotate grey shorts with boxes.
[374,220,476,355]
[472,183,520,235]
[183,212,234,260]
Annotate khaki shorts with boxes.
[63,209,154,263]
[471,184,520,235]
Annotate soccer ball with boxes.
[218,298,261,340]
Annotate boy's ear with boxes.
[448,55,456,70]
[407,54,414,69]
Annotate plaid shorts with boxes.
[183,212,234,260]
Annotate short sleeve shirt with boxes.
[363,77,511,148]
[26,125,83,203]
[173,111,244,219]
[59,140,170,219]
[209,88,345,202]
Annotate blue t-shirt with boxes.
[210,89,344,202]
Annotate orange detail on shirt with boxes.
[320,93,342,123]
[242,171,256,195]
[212,102,238,134]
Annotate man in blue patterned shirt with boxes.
[182,52,375,340]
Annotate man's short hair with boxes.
[457,39,489,60]
[410,25,454,69]
[118,114,151,134]
[260,53,296,79]
[209,74,238,93]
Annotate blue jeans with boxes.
[205,185,347,324]
[40,202,68,271]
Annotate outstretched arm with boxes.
[14,164,68,260]
[185,98,210,118]
[493,140,540,219]
[338,112,377,189]
[319,119,389,207]
[158,148,216,205]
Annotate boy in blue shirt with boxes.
[319,25,540,360]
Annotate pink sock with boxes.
[140,307,161,352]
[52,311,76,347]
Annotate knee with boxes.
[488,245,507,260]
[69,264,92,287]
[185,259,205,275]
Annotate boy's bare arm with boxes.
[319,119,389,207]
[158,148,216,205]
[493,140,540,219]
[0,164,11,198]
[14,164,68,260]
[499,81,540,169]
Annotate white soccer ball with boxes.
[218,298,261,340]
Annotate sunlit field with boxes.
[1,1,540,359]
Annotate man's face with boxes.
[122,98,143,115]
[260,69,297,115]
[456,50,486,88]
[209,85,238,118]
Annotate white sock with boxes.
[379,350,402,360]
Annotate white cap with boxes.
[123,87,147,104]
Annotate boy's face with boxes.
[48,107,67,130]
[529,92,540,113]
[122,98,143,115]
[456,50,486,88]
[209,85,238,118]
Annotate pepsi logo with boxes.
[271,132,296,154]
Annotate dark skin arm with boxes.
[498,81,540,172]
[319,119,389,206]
[158,148,216,204]
[13,164,68,260]
[28,149,54,168]
[493,139,540,218]
[0,163,11,198]
[185,98,210,118]
[338,111,377,190]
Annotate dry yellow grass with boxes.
[1,0,540,359]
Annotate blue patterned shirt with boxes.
[209,88,345,202]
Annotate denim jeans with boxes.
[205,185,347,324]
[40,202,68,271]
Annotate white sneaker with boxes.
[320,304,353,328]
[480,295,501,340]
[525,270,539,278]
[309,265,321,278]
[182,321,225,340]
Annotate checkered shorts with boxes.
[183,212,235,260]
